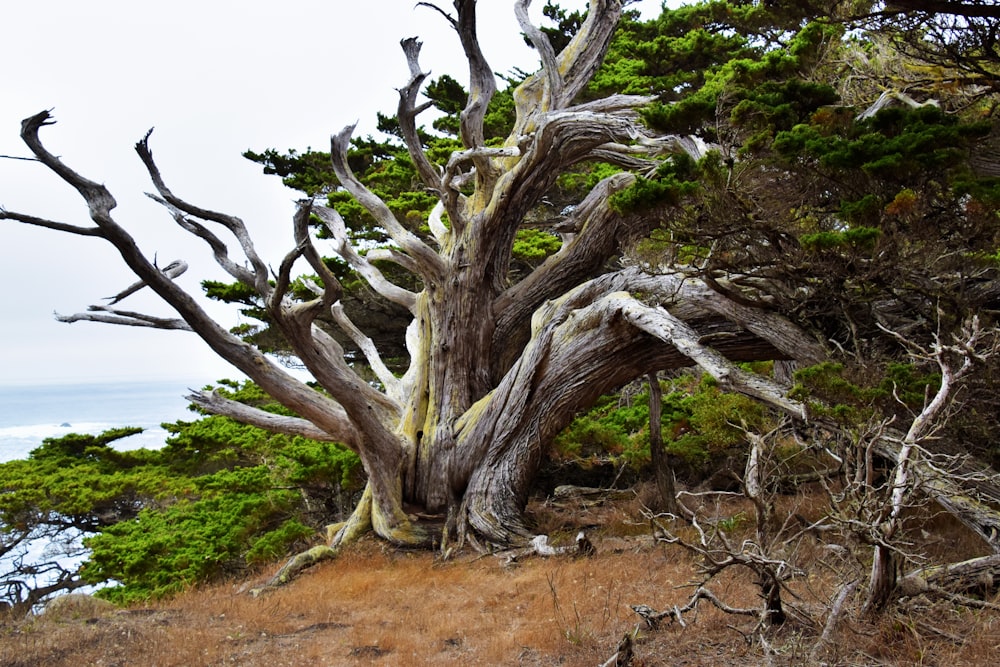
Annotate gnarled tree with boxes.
[2,0,834,553]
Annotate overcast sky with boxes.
[0,0,664,387]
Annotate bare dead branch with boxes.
[0,209,103,236]
[186,388,358,449]
[515,0,563,107]
[105,259,188,304]
[426,200,450,248]
[55,305,193,330]
[330,301,401,401]
[20,111,118,224]
[809,579,860,663]
[453,0,498,167]
[329,125,445,281]
[145,193,257,287]
[286,199,343,317]
[311,205,417,311]
[396,37,442,192]
[615,295,810,418]
[135,130,270,293]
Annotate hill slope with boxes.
[3,490,999,666]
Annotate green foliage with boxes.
[610,153,701,213]
[1,381,363,605]
[83,465,307,603]
[789,361,941,425]
[619,6,838,137]
[512,228,562,264]
[800,226,881,252]
[0,430,185,533]
[554,375,767,478]
[774,105,989,180]
[556,162,623,193]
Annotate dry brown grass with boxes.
[2,489,999,666]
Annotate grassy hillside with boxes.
[3,486,998,666]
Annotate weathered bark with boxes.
[14,1,998,577]
[647,372,680,515]
[899,554,1000,599]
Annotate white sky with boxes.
[0,0,665,387]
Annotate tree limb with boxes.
[330,301,402,402]
[311,205,418,312]
[145,192,258,287]
[19,111,118,225]
[0,209,103,236]
[187,388,358,449]
[135,130,271,294]
[614,294,810,419]
[454,0,498,161]
[105,259,188,304]
[515,0,563,109]
[55,305,194,330]
[329,125,445,281]
[396,37,442,192]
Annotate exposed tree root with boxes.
[252,545,340,596]
[252,484,437,595]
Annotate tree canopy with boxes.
[2,0,1000,628]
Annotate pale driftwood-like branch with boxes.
[526,108,653,171]
[427,200,450,247]
[135,130,271,294]
[553,0,624,107]
[857,90,939,121]
[515,0,563,107]
[145,193,258,287]
[19,112,118,225]
[809,579,860,663]
[187,388,358,448]
[311,205,417,312]
[330,301,401,401]
[444,145,520,192]
[364,247,422,276]
[286,200,342,318]
[0,209,103,236]
[615,294,809,419]
[499,532,595,565]
[682,279,827,365]
[105,259,188,304]
[330,126,445,280]
[396,37,441,191]
[56,305,193,330]
[513,0,623,113]
[454,0,497,168]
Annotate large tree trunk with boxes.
[14,0,999,568]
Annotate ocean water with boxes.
[0,380,209,606]
[0,380,203,463]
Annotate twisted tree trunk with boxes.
[12,1,996,569]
